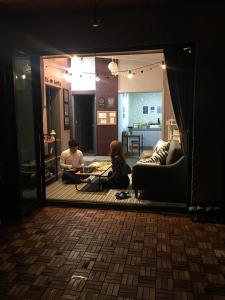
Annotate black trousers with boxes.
[101,174,130,189]
[62,171,88,184]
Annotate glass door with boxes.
[13,51,45,213]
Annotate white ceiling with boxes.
[98,52,164,64]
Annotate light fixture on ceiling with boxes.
[183,47,192,54]
[128,70,133,79]
[161,61,166,69]
[91,0,101,28]
[108,59,119,76]
[95,74,100,82]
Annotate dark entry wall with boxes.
[95,58,118,155]
[74,94,95,153]
[0,3,225,207]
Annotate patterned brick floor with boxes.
[0,207,225,299]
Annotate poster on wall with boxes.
[150,106,155,113]
[157,105,162,113]
[143,106,148,114]
[107,97,114,108]
[63,89,70,130]
[97,111,117,125]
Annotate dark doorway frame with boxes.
[0,43,195,225]
[0,49,45,225]
[73,92,96,154]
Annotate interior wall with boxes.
[95,58,118,155]
[71,56,96,91]
[118,55,163,93]
[118,93,129,141]
[41,58,71,152]
[128,92,162,127]
[163,71,175,141]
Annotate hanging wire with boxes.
[80,60,163,78]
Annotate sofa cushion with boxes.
[140,150,153,159]
[153,139,170,154]
[151,139,170,164]
[166,140,183,165]
[138,149,168,165]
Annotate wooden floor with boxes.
[46,177,186,212]
[0,206,225,299]
[46,155,187,210]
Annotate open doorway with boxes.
[74,94,95,154]
[43,48,192,210]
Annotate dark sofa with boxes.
[132,140,188,202]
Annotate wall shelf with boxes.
[167,119,180,143]
[44,134,58,184]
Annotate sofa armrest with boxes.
[132,156,188,194]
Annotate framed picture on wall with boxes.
[63,89,70,130]
[107,97,114,108]
[143,106,148,114]
[98,97,105,108]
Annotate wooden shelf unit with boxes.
[44,134,58,184]
[167,119,180,142]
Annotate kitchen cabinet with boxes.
[132,128,162,149]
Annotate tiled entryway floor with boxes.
[0,206,225,299]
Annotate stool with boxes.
[130,140,140,154]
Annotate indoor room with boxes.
[38,50,182,207]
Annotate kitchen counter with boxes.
[132,128,162,148]
[131,127,161,131]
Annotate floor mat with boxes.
[78,179,108,193]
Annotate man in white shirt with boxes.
[60,139,90,184]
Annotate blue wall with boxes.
[128,92,162,126]
[118,92,162,141]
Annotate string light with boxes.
[55,57,166,81]
[161,61,166,70]
[80,60,165,79]
[95,74,100,82]
[128,70,133,79]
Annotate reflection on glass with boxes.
[13,56,38,201]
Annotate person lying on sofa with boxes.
[100,140,131,190]
[60,139,91,184]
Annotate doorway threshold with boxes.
[46,179,187,214]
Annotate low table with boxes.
[75,161,112,191]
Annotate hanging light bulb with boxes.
[108,59,119,76]
[161,61,166,69]
[64,70,72,82]
[128,70,133,79]
[95,74,100,82]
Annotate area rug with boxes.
[78,178,109,193]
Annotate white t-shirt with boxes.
[60,149,84,170]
